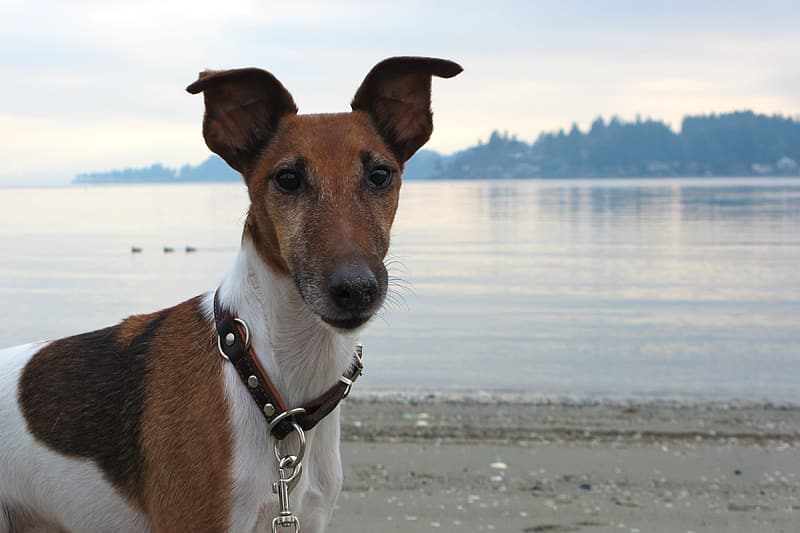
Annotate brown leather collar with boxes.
[213,288,363,440]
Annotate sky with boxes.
[1,0,799,185]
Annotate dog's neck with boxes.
[216,236,357,408]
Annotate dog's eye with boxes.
[275,171,301,193]
[367,167,392,188]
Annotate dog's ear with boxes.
[186,68,298,174]
[351,56,462,162]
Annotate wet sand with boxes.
[328,394,800,532]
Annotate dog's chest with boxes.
[222,365,343,533]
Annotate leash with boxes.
[213,288,363,531]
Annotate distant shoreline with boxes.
[71,110,800,184]
[69,174,800,184]
[3,175,800,190]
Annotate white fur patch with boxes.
[0,342,150,532]
[210,238,354,532]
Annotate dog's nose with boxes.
[328,264,379,314]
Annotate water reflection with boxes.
[379,178,800,401]
[2,179,799,401]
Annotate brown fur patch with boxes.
[18,295,235,528]
[139,296,235,532]
[245,111,401,279]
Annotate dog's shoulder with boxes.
[16,293,233,513]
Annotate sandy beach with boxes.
[329,393,800,532]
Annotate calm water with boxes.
[1,178,799,402]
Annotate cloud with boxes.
[0,114,199,183]
[1,0,799,184]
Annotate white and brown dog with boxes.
[0,56,461,532]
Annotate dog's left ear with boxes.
[187,68,298,175]
[352,56,462,162]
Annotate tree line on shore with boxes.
[74,110,800,183]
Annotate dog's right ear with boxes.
[186,68,298,175]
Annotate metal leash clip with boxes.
[270,409,306,532]
[272,455,302,532]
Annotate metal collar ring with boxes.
[217,317,251,360]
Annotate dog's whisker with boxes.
[381,296,402,312]
[388,281,415,298]
[388,278,414,290]
[384,255,410,274]
[372,308,392,326]
[384,257,409,269]
[383,287,410,311]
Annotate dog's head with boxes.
[187,57,462,331]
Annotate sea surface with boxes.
[1,178,799,403]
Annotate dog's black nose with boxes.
[329,264,379,314]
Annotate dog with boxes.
[0,56,461,532]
